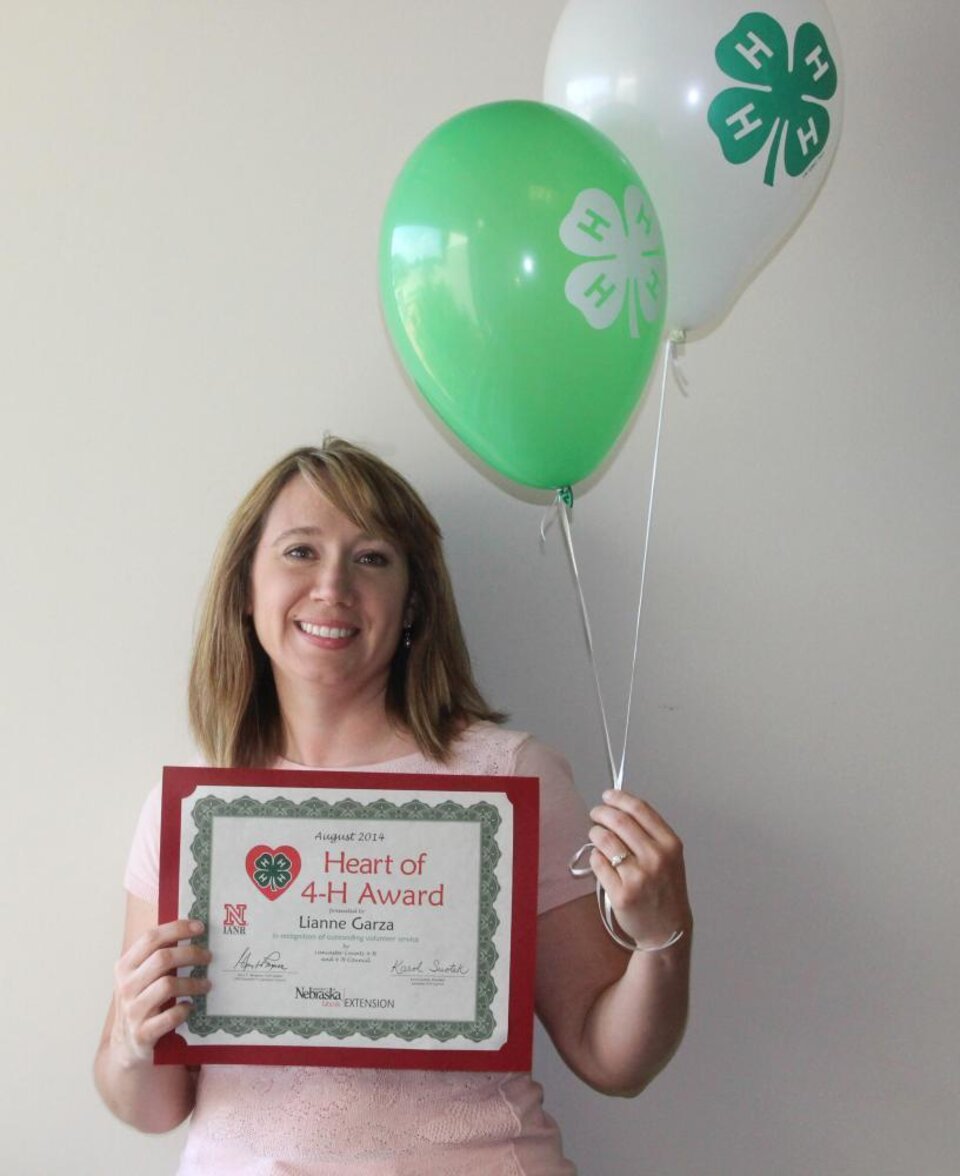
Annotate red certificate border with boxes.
[156,766,539,1071]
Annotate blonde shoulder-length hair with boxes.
[188,438,503,767]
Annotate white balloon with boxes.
[545,0,844,335]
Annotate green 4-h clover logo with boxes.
[253,851,293,890]
[245,843,301,901]
[708,12,838,187]
[559,186,666,338]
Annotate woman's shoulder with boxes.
[448,721,529,772]
[450,722,571,778]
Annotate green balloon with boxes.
[379,100,667,490]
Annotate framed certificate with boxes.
[156,766,539,1070]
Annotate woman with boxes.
[95,438,692,1173]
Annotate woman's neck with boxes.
[274,678,415,769]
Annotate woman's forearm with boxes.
[94,1033,196,1133]
[566,790,693,1095]
[576,928,692,1097]
[96,907,209,1132]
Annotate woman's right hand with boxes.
[110,917,212,1065]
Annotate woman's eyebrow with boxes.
[271,525,391,546]
[271,525,323,546]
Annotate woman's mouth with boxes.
[296,621,358,639]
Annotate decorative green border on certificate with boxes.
[185,795,502,1043]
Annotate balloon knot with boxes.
[557,485,574,508]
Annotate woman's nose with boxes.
[309,557,354,604]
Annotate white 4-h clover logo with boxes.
[560,187,666,338]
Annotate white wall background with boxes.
[2,2,957,1173]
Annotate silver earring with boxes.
[402,626,413,649]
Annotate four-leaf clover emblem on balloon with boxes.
[560,186,666,338]
[245,844,302,901]
[708,12,839,188]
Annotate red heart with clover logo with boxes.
[245,844,302,901]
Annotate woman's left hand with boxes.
[587,789,692,950]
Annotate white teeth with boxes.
[298,622,355,639]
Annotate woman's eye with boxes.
[357,551,389,567]
[284,545,314,560]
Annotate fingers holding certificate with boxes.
[112,919,212,1063]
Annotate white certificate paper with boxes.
[157,767,539,1070]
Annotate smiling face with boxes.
[248,474,411,706]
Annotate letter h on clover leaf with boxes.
[708,12,838,187]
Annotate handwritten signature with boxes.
[390,959,470,977]
[229,949,289,973]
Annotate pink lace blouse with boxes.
[124,725,595,1174]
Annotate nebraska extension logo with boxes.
[222,902,248,935]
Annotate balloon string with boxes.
[556,498,618,787]
[557,336,675,950]
[618,334,672,782]
[668,329,690,396]
[552,335,673,792]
